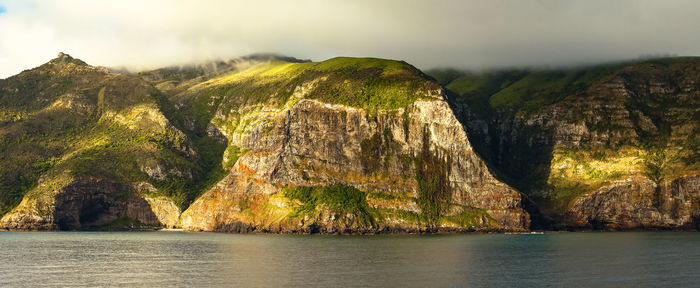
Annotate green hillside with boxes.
[0,53,210,214]
[146,56,440,131]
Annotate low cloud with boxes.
[1,0,699,78]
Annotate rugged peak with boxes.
[48,52,88,67]
[57,52,71,59]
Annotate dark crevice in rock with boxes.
[445,91,555,229]
[54,176,161,230]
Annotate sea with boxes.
[1,231,698,287]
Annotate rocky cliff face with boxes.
[180,98,528,233]
[159,57,530,233]
[169,56,531,233]
[432,58,700,230]
[569,174,700,229]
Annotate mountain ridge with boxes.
[0,52,698,232]
[0,53,529,232]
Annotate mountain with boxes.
[0,53,204,229]
[429,58,700,230]
[144,56,529,233]
[0,53,528,232]
[2,53,697,232]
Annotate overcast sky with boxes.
[1,0,699,78]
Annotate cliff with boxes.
[159,57,528,233]
[179,98,527,233]
[430,58,700,230]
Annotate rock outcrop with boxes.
[569,174,700,229]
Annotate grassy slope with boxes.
[429,58,700,225]
[437,57,700,115]
[169,57,441,122]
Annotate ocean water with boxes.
[0,231,698,287]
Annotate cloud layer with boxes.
[1,0,699,78]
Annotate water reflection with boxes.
[0,232,698,287]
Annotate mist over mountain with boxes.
[2,0,700,78]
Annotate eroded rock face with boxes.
[181,98,529,233]
[568,175,700,229]
[0,176,180,230]
[444,62,700,230]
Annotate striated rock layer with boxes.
[181,98,529,233]
[569,174,700,229]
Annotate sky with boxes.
[1,0,699,78]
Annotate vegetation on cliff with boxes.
[414,127,452,227]
[283,184,373,221]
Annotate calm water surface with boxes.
[0,231,698,287]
